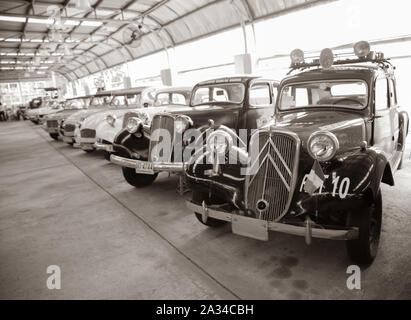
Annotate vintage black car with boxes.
[185,43,409,265]
[110,76,279,188]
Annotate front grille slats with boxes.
[64,124,75,133]
[246,131,299,222]
[148,114,175,162]
[47,120,58,128]
[80,129,96,139]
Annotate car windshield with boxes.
[191,83,245,106]
[65,99,85,110]
[90,96,113,107]
[279,80,368,111]
[110,95,128,107]
[125,93,142,105]
[154,92,189,106]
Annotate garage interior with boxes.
[1,0,411,300]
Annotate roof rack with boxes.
[287,41,394,75]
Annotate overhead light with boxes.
[64,20,80,26]
[28,18,54,25]
[75,0,92,11]
[81,20,103,27]
[5,38,21,42]
[31,39,43,43]
[0,15,26,23]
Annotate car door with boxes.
[244,81,277,130]
[373,75,395,159]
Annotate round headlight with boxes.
[206,130,234,156]
[174,116,192,134]
[126,117,143,134]
[106,114,116,126]
[307,131,339,162]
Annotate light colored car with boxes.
[62,92,115,145]
[94,86,193,159]
[74,87,156,152]
[43,96,90,140]
[27,98,63,124]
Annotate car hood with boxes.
[65,107,107,123]
[81,107,137,129]
[45,109,84,121]
[271,110,367,151]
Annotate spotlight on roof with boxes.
[290,49,305,64]
[75,0,92,11]
[354,41,371,58]
[319,48,334,69]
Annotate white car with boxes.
[27,98,63,124]
[94,86,193,159]
[43,97,90,140]
[74,87,157,152]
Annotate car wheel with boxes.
[31,120,39,125]
[192,191,227,228]
[103,151,111,161]
[82,149,94,153]
[122,167,158,188]
[49,133,59,141]
[346,189,382,266]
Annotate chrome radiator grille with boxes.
[245,131,300,222]
[148,114,175,162]
[64,124,75,133]
[47,120,58,128]
[80,129,96,138]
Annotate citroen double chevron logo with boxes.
[249,135,292,191]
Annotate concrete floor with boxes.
[1,121,411,300]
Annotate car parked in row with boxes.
[74,87,156,153]
[109,76,279,188]
[43,96,90,140]
[185,42,409,266]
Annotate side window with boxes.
[375,78,389,110]
[249,83,271,107]
[155,93,170,106]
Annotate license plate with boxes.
[232,215,269,241]
[106,145,113,152]
[63,137,73,143]
[135,160,154,174]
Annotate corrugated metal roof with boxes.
[0,0,336,81]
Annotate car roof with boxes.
[282,66,378,85]
[94,86,150,97]
[196,75,262,86]
[155,86,193,94]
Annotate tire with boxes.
[103,151,111,161]
[82,149,94,153]
[346,190,382,266]
[49,133,59,141]
[192,191,227,228]
[31,120,39,125]
[122,167,158,188]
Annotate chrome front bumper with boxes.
[186,201,359,242]
[76,137,97,144]
[110,154,186,173]
[94,142,113,152]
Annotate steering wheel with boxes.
[333,98,363,106]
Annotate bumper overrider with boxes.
[94,142,114,152]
